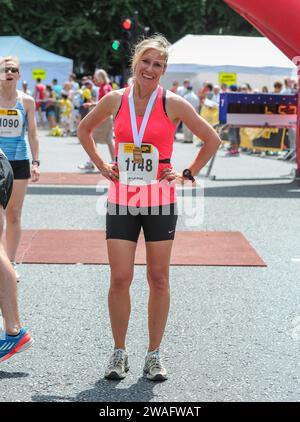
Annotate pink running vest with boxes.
[108,85,177,207]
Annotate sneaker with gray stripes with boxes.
[104,349,129,380]
[143,350,168,381]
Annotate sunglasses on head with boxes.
[0,67,19,74]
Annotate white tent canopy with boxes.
[0,36,73,91]
[161,35,296,91]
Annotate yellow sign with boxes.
[219,72,237,86]
[32,69,46,80]
[123,144,152,153]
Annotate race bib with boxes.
[0,109,23,138]
[118,143,159,186]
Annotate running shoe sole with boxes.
[105,367,129,380]
[0,334,34,362]
[143,371,168,381]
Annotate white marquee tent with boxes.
[0,36,73,91]
[161,35,296,91]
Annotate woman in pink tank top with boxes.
[78,35,221,381]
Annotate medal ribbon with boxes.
[128,84,159,148]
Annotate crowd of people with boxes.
[170,77,297,157]
[171,77,298,108]
[22,71,298,162]
[22,71,120,170]
[22,71,120,138]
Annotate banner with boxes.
[239,127,287,151]
[200,105,219,127]
[219,93,297,127]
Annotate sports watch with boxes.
[32,160,40,166]
[182,168,195,182]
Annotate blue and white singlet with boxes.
[0,90,29,161]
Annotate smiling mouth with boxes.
[142,74,154,80]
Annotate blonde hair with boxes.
[131,34,170,76]
[0,56,20,69]
[94,68,110,84]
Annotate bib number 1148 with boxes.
[125,158,153,172]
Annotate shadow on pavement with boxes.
[204,180,300,198]
[32,376,157,402]
[0,371,29,379]
[27,180,300,198]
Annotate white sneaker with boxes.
[12,262,21,282]
[143,350,168,381]
[104,349,129,380]
[78,162,95,171]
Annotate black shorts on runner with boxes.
[0,154,14,209]
[106,202,178,242]
[9,160,31,180]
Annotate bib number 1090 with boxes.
[125,158,153,172]
[0,118,19,128]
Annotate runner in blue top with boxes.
[0,56,40,281]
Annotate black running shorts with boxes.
[106,202,178,242]
[9,160,31,180]
[0,154,14,209]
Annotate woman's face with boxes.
[134,48,166,89]
[0,59,20,85]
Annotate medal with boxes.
[128,85,158,165]
[133,147,143,163]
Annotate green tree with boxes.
[0,0,259,75]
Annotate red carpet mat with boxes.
[15,230,266,266]
[32,172,108,186]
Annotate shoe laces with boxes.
[146,353,164,371]
[109,350,126,368]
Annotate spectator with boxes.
[79,69,114,170]
[170,81,179,93]
[211,84,221,104]
[197,82,213,110]
[182,86,200,143]
[71,84,83,134]
[221,83,228,93]
[273,81,283,94]
[33,78,46,128]
[69,73,79,91]
[226,84,240,156]
[282,77,296,94]
[79,80,93,120]
[240,84,249,93]
[44,85,57,130]
[22,81,32,96]
[59,90,72,136]
[262,86,269,93]
[177,79,190,97]
[52,79,62,99]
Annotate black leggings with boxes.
[106,203,178,242]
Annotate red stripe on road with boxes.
[15,230,266,266]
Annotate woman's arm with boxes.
[24,95,40,182]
